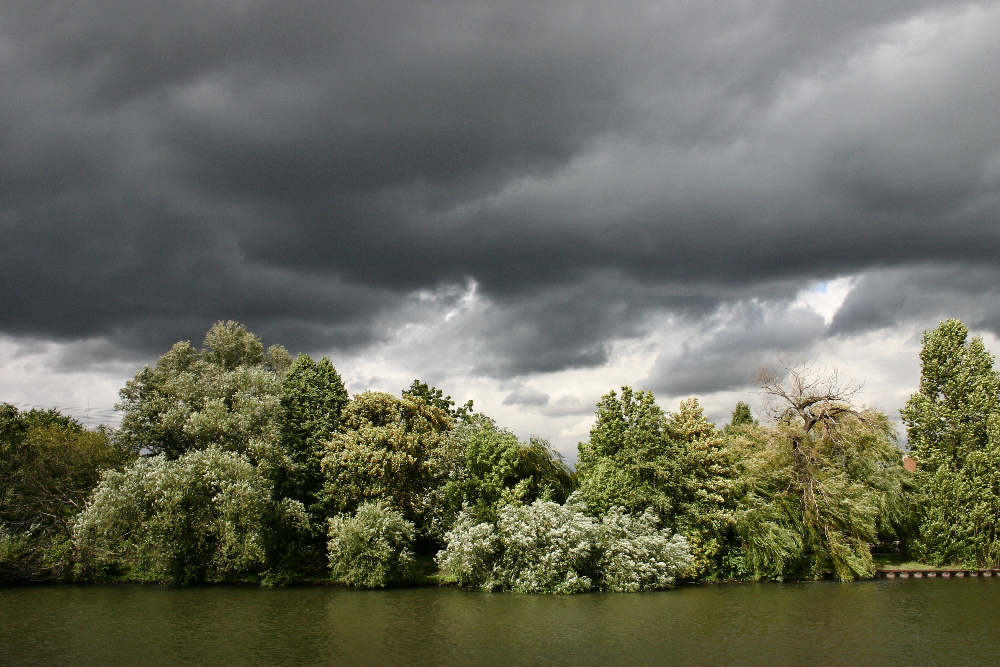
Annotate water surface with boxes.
[2,579,998,665]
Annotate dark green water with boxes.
[2,579,999,665]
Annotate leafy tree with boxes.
[0,405,123,582]
[430,419,575,534]
[403,379,474,421]
[576,389,736,576]
[116,321,291,473]
[667,399,738,577]
[327,501,418,588]
[901,319,1000,566]
[902,319,1000,469]
[74,447,304,584]
[725,401,757,434]
[734,369,907,581]
[576,387,678,520]
[278,354,349,513]
[319,392,454,535]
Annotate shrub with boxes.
[436,497,693,594]
[73,447,274,584]
[594,507,693,592]
[327,501,418,588]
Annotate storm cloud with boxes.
[3,1,1000,445]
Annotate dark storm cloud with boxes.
[3,0,999,379]
[831,265,1000,337]
[646,301,827,396]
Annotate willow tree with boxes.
[736,368,907,581]
[901,319,1000,566]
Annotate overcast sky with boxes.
[3,1,1000,458]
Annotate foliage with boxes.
[403,379,474,421]
[594,506,694,592]
[116,321,290,473]
[576,387,678,520]
[576,389,737,576]
[428,419,575,537]
[320,392,454,533]
[901,319,1000,566]
[436,497,692,593]
[327,500,418,588]
[278,354,348,513]
[74,447,282,584]
[734,370,907,581]
[0,405,124,583]
[725,401,757,433]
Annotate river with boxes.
[2,578,998,665]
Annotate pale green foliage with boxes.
[74,447,278,584]
[327,501,418,588]
[902,320,1000,566]
[116,322,289,473]
[593,506,694,592]
[320,392,453,532]
[436,497,692,594]
[735,408,905,581]
[437,499,595,593]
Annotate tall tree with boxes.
[278,354,348,513]
[901,319,1000,566]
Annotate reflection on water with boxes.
[2,579,999,665]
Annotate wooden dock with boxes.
[877,569,1000,579]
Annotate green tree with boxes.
[725,401,757,434]
[74,447,305,585]
[327,501,418,588]
[428,419,574,536]
[576,389,736,577]
[575,387,678,520]
[319,392,454,535]
[735,369,907,581]
[0,405,123,582]
[278,354,349,513]
[403,379,474,421]
[116,321,291,473]
[901,319,1000,566]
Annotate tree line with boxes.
[2,318,998,591]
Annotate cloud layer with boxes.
[3,1,1000,450]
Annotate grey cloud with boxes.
[646,301,828,396]
[831,265,1000,337]
[502,387,550,408]
[2,0,999,383]
[542,395,596,418]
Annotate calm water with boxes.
[2,579,999,665]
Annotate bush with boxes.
[327,501,418,588]
[436,497,693,594]
[594,507,693,592]
[74,447,275,584]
